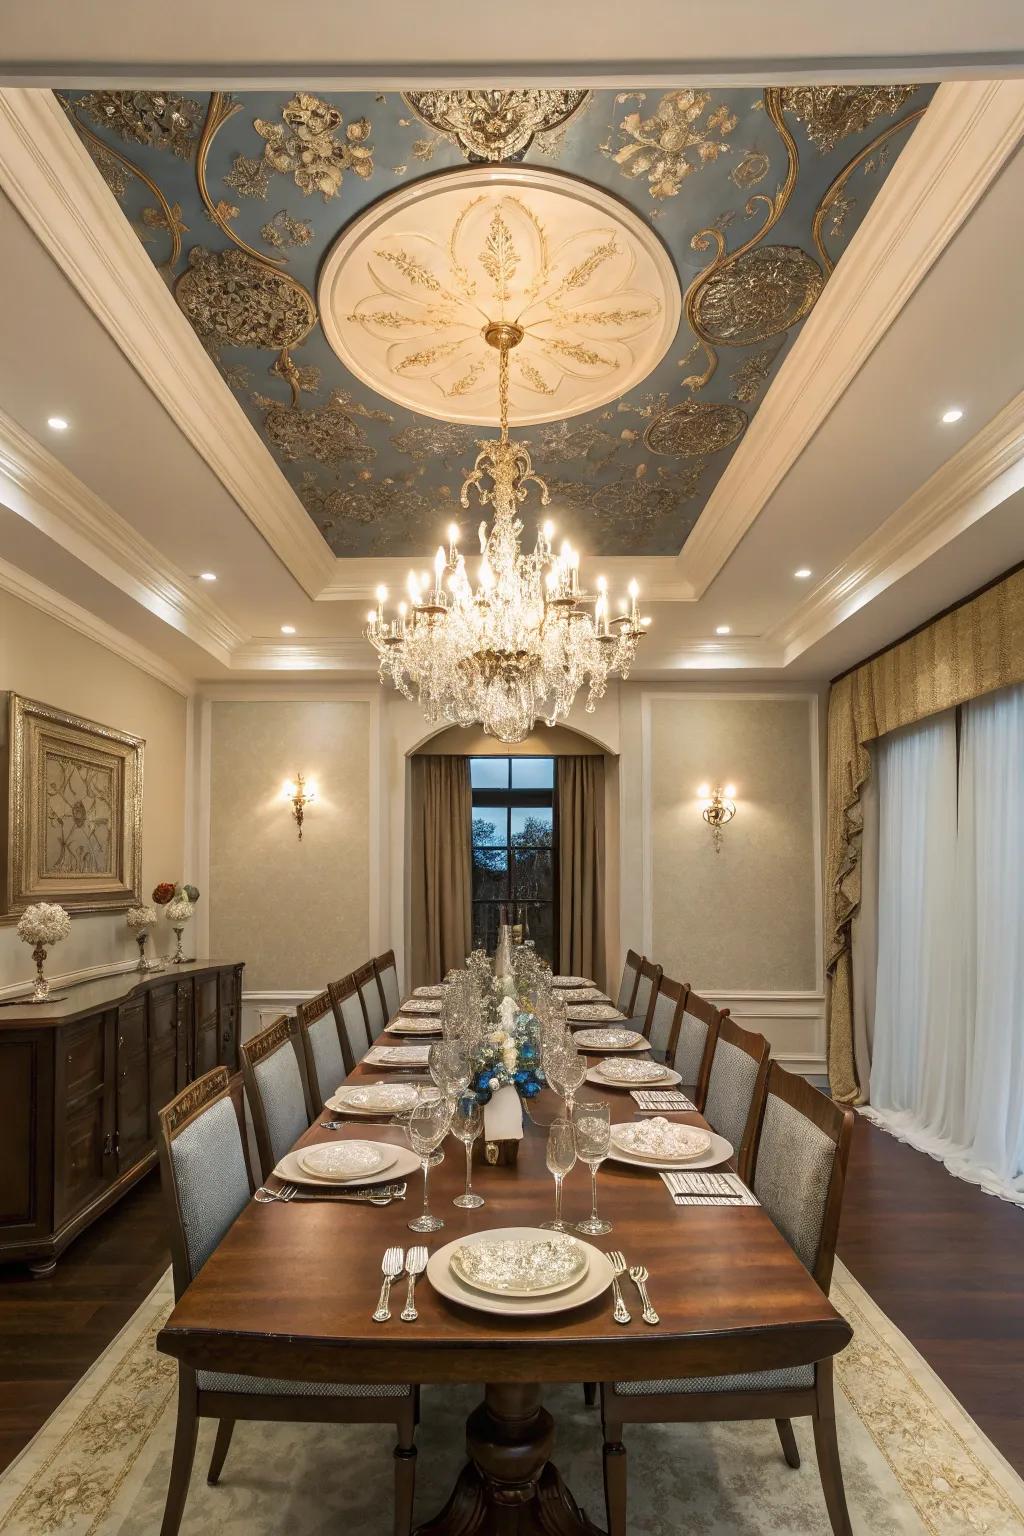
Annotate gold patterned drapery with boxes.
[826,565,1024,1103]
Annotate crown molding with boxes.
[675,79,1024,600]
[0,87,336,600]
[0,554,193,696]
[770,389,1024,664]
[0,407,246,664]
[230,638,372,671]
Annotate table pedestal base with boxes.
[415,1383,604,1536]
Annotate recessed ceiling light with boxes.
[715,624,731,636]
[794,567,812,580]
[198,571,217,582]
[280,624,296,635]
[941,407,963,424]
[47,416,69,431]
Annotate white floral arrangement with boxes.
[126,904,157,932]
[16,902,71,947]
[166,895,194,924]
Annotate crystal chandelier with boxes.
[366,323,650,743]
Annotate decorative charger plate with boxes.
[611,1118,712,1164]
[399,998,443,1015]
[274,1141,420,1187]
[589,1057,679,1085]
[552,976,595,989]
[559,988,609,1004]
[427,1227,613,1317]
[386,1018,443,1035]
[327,1083,421,1115]
[450,1234,589,1297]
[567,1004,628,1022]
[298,1141,396,1181]
[365,1044,432,1066]
[573,1028,647,1052]
[413,985,445,999]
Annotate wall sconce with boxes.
[282,773,316,840]
[697,783,737,853]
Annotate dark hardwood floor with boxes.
[838,1113,1024,1476]
[0,1118,1020,1486]
[0,1168,169,1474]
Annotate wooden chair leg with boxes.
[775,1416,801,1468]
[601,1412,627,1536]
[583,1381,597,1407]
[207,1417,235,1485]
[160,1380,199,1536]
[393,1403,418,1536]
[813,1362,852,1536]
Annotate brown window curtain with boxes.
[557,756,607,990]
[409,755,473,988]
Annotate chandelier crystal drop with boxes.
[366,324,650,743]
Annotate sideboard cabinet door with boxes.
[194,974,219,1077]
[116,1000,150,1172]
[55,1014,115,1227]
[148,983,178,1132]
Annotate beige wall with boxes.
[208,699,371,993]
[0,588,188,988]
[647,693,819,991]
[419,722,606,755]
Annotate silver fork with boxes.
[373,1246,406,1323]
[628,1263,660,1325]
[607,1250,632,1325]
[400,1245,428,1322]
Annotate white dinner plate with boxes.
[427,1227,613,1317]
[386,1019,442,1036]
[586,1062,682,1089]
[365,1044,432,1067]
[606,1131,733,1172]
[298,1141,397,1181]
[566,1004,629,1023]
[274,1140,420,1187]
[573,1028,649,1053]
[326,1083,422,1116]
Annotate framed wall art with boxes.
[2,693,144,919]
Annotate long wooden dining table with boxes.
[157,1007,851,1536]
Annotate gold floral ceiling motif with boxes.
[320,166,680,426]
[253,94,373,200]
[402,90,589,162]
[643,399,747,458]
[602,90,737,199]
[254,388,393,467]
[74,90,202,159]
[390,422,474,465]
[261,209,314,249]
[692,244,824,347]
[174,246,317,350]
[811,107,929,275]
[780,85,918,155]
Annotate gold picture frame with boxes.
[2,694,144,919]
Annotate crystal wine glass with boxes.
[407,1094,453,1233]
[541,1117,577,1232]
[428,1040,470,1165]
[559,1048,587,1117]
[451,1095,485,1210]
[572,1099,612,1236]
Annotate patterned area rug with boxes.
[0,1260,1021,1536]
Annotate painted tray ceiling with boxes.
[58,85,934,558]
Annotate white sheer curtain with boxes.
[866,685,1024,1206]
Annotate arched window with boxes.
[470,757,557,966]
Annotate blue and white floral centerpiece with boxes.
[464,939,550,1106]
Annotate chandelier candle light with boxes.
[366,324,651,743]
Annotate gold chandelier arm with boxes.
[498,335,510,445]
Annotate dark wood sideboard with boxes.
[0,961,244,1274]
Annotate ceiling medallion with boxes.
[643,400,747,458]
[366,326,650,743]
[780,86,918,155]
[174,246,317,350]
[402,90,589,162]
[692,245,824,347]
[319,166,680,427]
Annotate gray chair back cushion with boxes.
[253,1041,309,1167]
[308,1010,346,1103]
[615,957,639,1014]
[647,990,676,1055]
[360,974,386,1035]
[631,970,654,1025]
[674,1010,709,1085]
[378,962,401,1018]
[340,990,368,1061]
[170,1097,250,1278]
[702,1036,759,1153]
[753,1091,835,1273]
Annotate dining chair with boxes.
[672,987,723,1107]
[328,973,371,1067]
[240,1015,312,1181]
[630,957,662,1032]
[613,949,643,1016]
[644,973,687,1057]
[355,957,387,1039]
[599,1065,855,1536]
[156,1067,418,1536]
[374,949,402,1019]
[295,989,348,1113]
[700,1014,770,1181]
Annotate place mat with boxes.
[631,1089,697,1111]
[661,1169,759,1206]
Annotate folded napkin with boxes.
[631,1090,697,1112]
[661,1169,759,1206]
[365,1044,431,1066]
